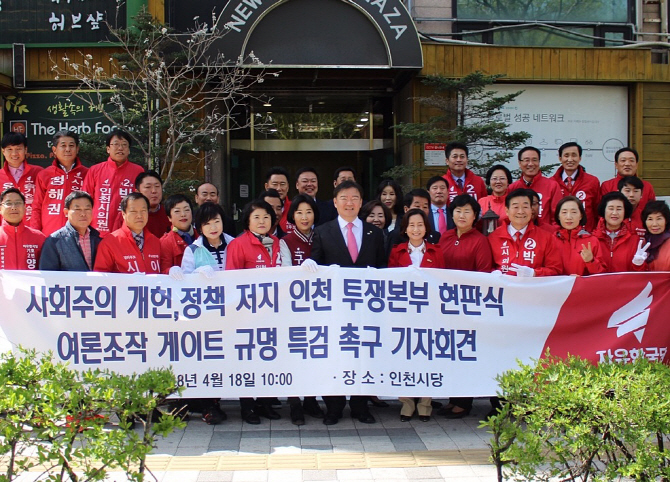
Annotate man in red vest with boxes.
[442,142,487,204]
[600,147,655,212]
[0,132,43,224]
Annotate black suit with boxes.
[427,204,455,235]
[311,219,387,268]
[310,218,386,418]
[315,199,337,226]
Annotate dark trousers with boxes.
[323,395,368,417]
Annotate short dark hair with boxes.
[1,132,27,148]
[598,191,633,219]
[426,175,447,191]
[135,170,162,190]
[642,201,670,235]
[258,188,283,207]
[399,208,431,239]
[120,192,149,212]
[241,200,276,231]
[64,191,93,209]
[333,180,363,198]
[287,194,319,225]
[558,142,582,157]
[403,189,430,208]
[194,201,226,234]
[359,200,392,230]
[333,166,356,181]
[485,164,513,185]
[614,147,639,163]
[0,187,25,203]
[164,194,193,218]
[617,176,644,191]
[449,194,481,225]
[295,167,318,181]
[106,129,132,147]
[505,188,534,208]
[518,146,541,161]
[265,166,289,183]
[555,195,587,227]
[445,142,469,159]
[53,130,80,146]
[375,179,404,216]
[196,182,218,196]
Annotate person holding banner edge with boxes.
[304,180,386,426]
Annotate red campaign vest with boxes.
[281,230,313,266]
[551,166,601,232]
[82,158,145,237]
[0,219,46,270]
[0,162,44,224]
[93,224,161,273]
[226,230,281,270]
[159,229,199,274]
[509,174,561,225]
[488,221,562,276]
[443,169,488,204]
[31,159,88,236]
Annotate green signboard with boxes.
[0,1,126,44]
[3,90,115,168]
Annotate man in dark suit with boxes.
[295,166,337,225]
[304,180,386,425]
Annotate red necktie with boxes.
[565,177,574,191]
[438,208,447,235]
[346,222,358,263]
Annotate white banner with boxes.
[0,268,583,398]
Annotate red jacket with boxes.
[114,203,171,239]
[0,219,46,270]
[159,229,198,274]
[0,162,43,224]
[388,242,445,268]
[551,166,601,232]
[279,198,293,233]
[94,224,161,273]
[592,218,647,273]
[627,205,646,239]
[488,221,562,276]
[509,174,562,226]
[439,228,492,272]
[442,169,488,204]
[226,230,281,270]
[31,158,88,236]
[600,174,656,210]
[553,228,607,275]
[82,158,144,237]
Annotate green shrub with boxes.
[482,352,670,482]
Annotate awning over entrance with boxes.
[167,0,423,69]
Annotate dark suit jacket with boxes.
[428,205,455,234]
[311,219,387,268]
[316,199,338,225]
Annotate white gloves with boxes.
[509,263,535,277]
[194,265,215,279]
[302,259,319,273]
[169,266,184,281]
[490,270,503,276]
[632,240,651,266]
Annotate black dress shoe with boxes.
[269,397,282,407]
[369,397,389,408]
[352,411,376,424]
[400,415,412,422]
[242,410,261,425]
[255,404,281,420]
[323,414,340,425]
[290,404,305,426]
[431,401,443,409]
[303,399,325,419]
[419,415,431,422]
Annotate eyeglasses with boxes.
[109,142,129,148]
[2,201,24,208]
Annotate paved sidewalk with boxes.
[143,398,497,481]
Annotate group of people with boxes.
[1,128,668,427]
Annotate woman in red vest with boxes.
[553,196,607,275]
[388,209,444,422]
